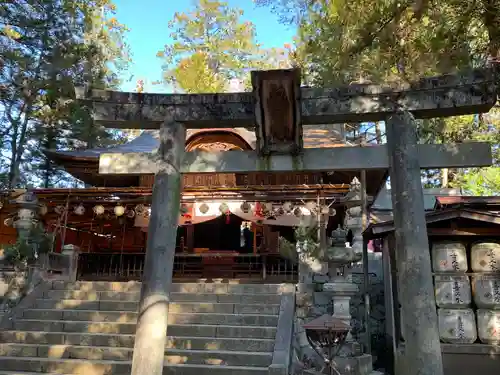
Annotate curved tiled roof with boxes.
[45,124,345,160]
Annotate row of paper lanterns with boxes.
[187,201,336,218]
[12,201,336,220]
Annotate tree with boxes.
[157,0,293,94]
[0,0,131,188]
[258,0,499,193]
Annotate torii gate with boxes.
[77,68,496,375]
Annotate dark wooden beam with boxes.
[428,227,500,236]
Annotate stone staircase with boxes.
[0,281,294,375]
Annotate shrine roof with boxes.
[43,125,345,161]
[434,195,500,210]
[363,207,500,239]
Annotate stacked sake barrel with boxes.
[432,241,476,343]
[470,242,500,345]
[431,241,500,345]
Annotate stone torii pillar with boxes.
[386,111,443,375]
[76,67,496,375]
[130,122,185,375]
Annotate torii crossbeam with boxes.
[77,67,496,375]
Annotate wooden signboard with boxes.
[139,172,322,188]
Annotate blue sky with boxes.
[114,0,295,93]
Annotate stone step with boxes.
[26,301,280,315]
[0,344,273,367]
[37,292,281,305]
[8,319,277,338]
[0,357,268,375]
[20,310,279,326]
[51,281,292,295]
[9,314,277,334]
[0,331,276,350]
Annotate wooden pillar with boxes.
[131,121,185,375]
[385,111,443,375]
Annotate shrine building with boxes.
[3,126,386,282]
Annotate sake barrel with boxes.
[471,242,500,272]
[432,242,468,273]
[434,275,471,308]
[438,308,477,344]
[477,309,500,344]
[472,275,500,309]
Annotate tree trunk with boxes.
[483,0,500,59]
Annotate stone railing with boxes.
[40,247,80,282]
[269,287,296,375]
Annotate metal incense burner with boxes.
[303,314,350,375]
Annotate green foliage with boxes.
[278,222,319,263]
[259,0,500,193]
[157,0,293,93]
[3,223,54,266]
[0,0,131,188]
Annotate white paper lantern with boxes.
[305,201,317,211]
[240,202,251,213]
[114,205,125,217]
[93,205,105,215]
[282,202,293,212]
[74,204,85,216]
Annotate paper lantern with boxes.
[219,203,231,224]
[199,203,209,214]
[74,204,85,216]
[93,205,105,215]
[240,201,251,213]
[114,205,125,217]
[293,207,302,217]
[262,203,273,217]
[135,204,147,216]
[305,201,317,211]
[282,201,293,212]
